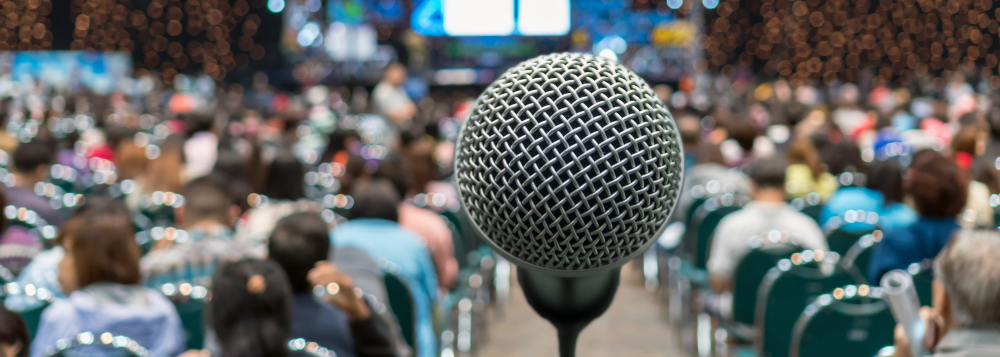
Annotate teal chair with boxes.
[45,332,150,356]
[159,283,209,350]
[730,232,802,341]
[383,271,416,351]
[685,195,747,270]
[790,193,823,225]
[19,303,48,340]
[825,228,875,257]
[904,260,934,306]
[790,285,895,357]
[755,251,856,357]
[840,231,885,284]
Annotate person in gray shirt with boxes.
[892,230,1000,357]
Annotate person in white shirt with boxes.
[707,157,829,293]
[372,63,416,128]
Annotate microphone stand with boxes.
[517,267,621,357]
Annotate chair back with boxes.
[839,231,884,284]
[790,193,823,225]
[45,332,149,357]
[903,260,934,306]
[19,303,48,339]
[383,270,416,350]
[684,195,747,269]
[755,251,856,357]
[823,210,880,256]
[442,214,467,270]
[789,285,895,357]
[159,283,209,350]
[732,232,802,328]
[1,282,56,339]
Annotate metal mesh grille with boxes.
[455,53,682,272]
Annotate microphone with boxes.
[454,53,683,356]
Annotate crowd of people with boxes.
[0,57,998,357]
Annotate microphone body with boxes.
[455,53,682,356]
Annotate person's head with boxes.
[210,259,291,357]
[348,179,400,222]
[322,129,360,162]
[933,229,1000,330]
[115,139,150,181]
[865,160,904,204]
[726,119,757,152]
[676,113,701,149]
[268,212,330,293]
[57,211,139,293]
[0,306,28,357]
[12,141,52,184]
[212,150,254,212]
[177,176,240,228]
[951,126,981,166]
[696,143,727,166]
[145,134,186,193]
[264,152,304,201]
[374,154,412,199]
[786,139,824,180]
[906,150,968,218]
[747,157,788,199]
[383,63,407,86]
[820,140,868,176]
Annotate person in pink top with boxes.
[376,155,458,294]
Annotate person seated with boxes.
[375,155,457,294]
[4,141,65,226]
[892,230,1000,357]
[332,179,438,357]
[235,151,320,247]
[30,211,184,357]
[785,139,837,200]
[707,157,829,293]
[268,212,395,357]
[141,177,264,288]
[674,143,753,224]
[0,305,29,357]
[5,197,130,312]
[197,259,292,357]
[820,159,917,231]
[868,150,966,283]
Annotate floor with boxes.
[476,264,686,357]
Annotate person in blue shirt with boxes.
[868,150,967,283]
[332,179,439,357]
[821,159,918,231]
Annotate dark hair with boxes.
[264,152,304,201]
[373,155,412,199]
[951,126,979,156]
[787,139,824,180]
[210,259,292,357]
[866,160,904,204]
[907,150,968,217]
[12,141,52,174]
[182,176,233,225]
[69,213,140,288]
[821,140,868,176]
[0,306,28,357]
[212,150,254,213]
[696,143,727,165]
[726,120,757,152]
[748,157,787,189]
[348,179,400,222]
[322,130,360,162]
[268,213,330,293]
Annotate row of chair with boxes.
[660,188,931,357]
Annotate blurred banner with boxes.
[0,52,133,95]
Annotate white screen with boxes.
[443,0,516,36]
[517,0,570,36]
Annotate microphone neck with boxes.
[517,266,621,357]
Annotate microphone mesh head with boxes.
[455,53,683,273]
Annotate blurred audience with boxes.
[268,212,395,357]
[868,150,967,282]
[707,157,828,292]
[235,151,320,247]
[332,179,438,357]
[7,141,63,226]
[141,177,264,288]
[820,159,917,231]
[31,210,184,357]
[204,259,291,357]
[785,139,837,200]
